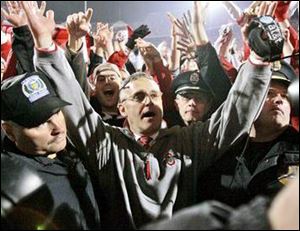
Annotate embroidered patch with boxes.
[190,72,199,85]
[163,152,176,166]
[21,75,50,103]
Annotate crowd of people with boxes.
[1,1,299,230]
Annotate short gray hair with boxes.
[119,72,156,103]
[120,72,154,90]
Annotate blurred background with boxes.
[1,1,299,46]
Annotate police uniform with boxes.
[1,72,101,229]
[1,139,101,229]
[168,71,213,126]
[168,42,232,127]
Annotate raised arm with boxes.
[21,1,115,162]
[193,1,281,167]
[193,2,232,113]
[1,1,46,78]
[65,8,93,97]
[167,12,181,74]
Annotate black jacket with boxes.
[1,137,101,230]
[197,126,299,207]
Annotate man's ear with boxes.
[1,122,16,142]
[118,103,127,117]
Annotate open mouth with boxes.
[103,89,115,97]
[142,111,156,119]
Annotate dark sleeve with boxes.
[140,201,232,230]
[195,43,232,111]
[88,50,104,77]
[141,197,272,230]
[11,25,35,73]
[1,153,54,230]
[226,196,272,230]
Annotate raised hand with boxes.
[166,12,178,37]
[171,16,194,44]
[66,8,93,41]
[192,1,209,46]
[246,2,282,62]
[92,22,114,56]
[135,38,162,67]
[136,38,160,58]
[93,22,107,49]
[177,38,196,61]
[166,12,181,71]
[241,1,277,40]
[20,1,55,49]
[2,1,26,27]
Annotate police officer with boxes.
[1,72,101,229]
[171,71,214,126]
[198,60,299,207]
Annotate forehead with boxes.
[126,78,160,92]
[270,81,288,91]
[95,70,117,77]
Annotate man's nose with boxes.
[187,98,197,105]
[143,94,153,105]
[272,94,284,105]
[49,114,64,132]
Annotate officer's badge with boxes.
[190,72,199,85]
[22,75,50,103]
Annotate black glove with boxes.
[126,24,151,50]
[247,16,284,62]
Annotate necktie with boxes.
[138,136,153,180]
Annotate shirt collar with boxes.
[134,132,159,143]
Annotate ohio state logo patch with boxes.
[163,152,176,166]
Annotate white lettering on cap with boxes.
[21,75,50,103]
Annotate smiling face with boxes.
[255,81,291,131]
[94,70,122,112]
[118,76,163,136]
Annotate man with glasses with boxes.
[171,71,214,126]
[23,0,279,229]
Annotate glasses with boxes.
[177,92,210,103]
[122,90,162,103]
